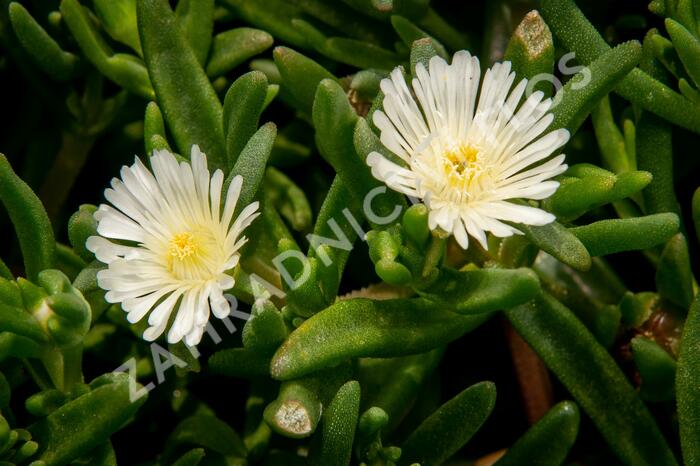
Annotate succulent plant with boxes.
[0,0,699,465]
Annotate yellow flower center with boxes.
[169,232,198,260]
[443,144,483,187]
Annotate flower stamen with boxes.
[169,232,198,260]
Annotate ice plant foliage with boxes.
[3,0,699,463]
[87,146,260,345]
[367,51,570,249]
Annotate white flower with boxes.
[87,146,259,346]
[367,51,570,249]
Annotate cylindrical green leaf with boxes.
[637,111,680,216]
[418,267,540,315]
[570,213,680,256]
[293,177,363,311]
[207,347,271,379]
[494,401,580,466]
[545,168,651,220]
[223,71,269,169]
[656,233,694,309]
[270,298,489,380]
[60,0,154,99]
[206,28,273,78]
[164,414,247,460]
[552,41,642,134]
[9,2,80,81]
[391,15,446,59]
[357,348,443,432]
[516,221,591,272]
[264,167,312,232]
[0,301,47,342]
[409,37,439,73]
[137,0,226,170]
[29,374,147,466]
[309,380,361,466]
[273,46,338,115]
[591,96,630,174]
[227,122,276,216]
[503,10,555,97]
[400,381,497,466]
[242,299,288,354]
[541,0,700,134]
[221,0,307,49]
[506,293,677,466]
[264,365,351,438]
[144,101,171,155]
[314,80,405,227]
[694,187,700,245]
[171,449,205,466]
[0,155,55,281]
[175,0,214,66]
[67,205,97,263]
[93,0,141,55]
[533,254,626,346]
[678,295,700,465]
[666,18,700,88]
[632,336,677,402]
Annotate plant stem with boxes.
[39,131,96,222]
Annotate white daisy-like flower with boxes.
[367,51,570,249]
[86,146,259,346]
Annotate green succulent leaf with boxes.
[632,336,677,402]
[264,365,351,438]
[418,267,540,315]
[391,15,447,59]
[227,121,277,216]
[221,0,307,49]
[171,448,205,466]
[144,101,172,154]
[0,155,55,281]
[175,0,214,66]
[264,167,313,232]
[357,348,443,433]
[60,0,154,99]
[656,233,694,309]
[551,41,642,134]
[207,347,271,379]
[207,28,273,78]
[164,414,247,461]
[636,111,680,216]
[503,10,555,97]
[138,0,225,170]
[67,205,97,263]
[591,96,631,174]
[570,213,680,256]
[92,0,141,56]
[666,18,700,88]
[242,299,288,354]
[515,221,591,272]
[400,381,497,466]
[223,71,270,169]
[29,374,147,466]
[678,294,700,465]
[9,2,80,81]
[493,401,580,466]
[314,79,405,227]
[541,0,700,134]
[273,46,338,115]
[270,298,489,380]
[506,292,677,466]
[309,380,361,466]
[545,165,652,220]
